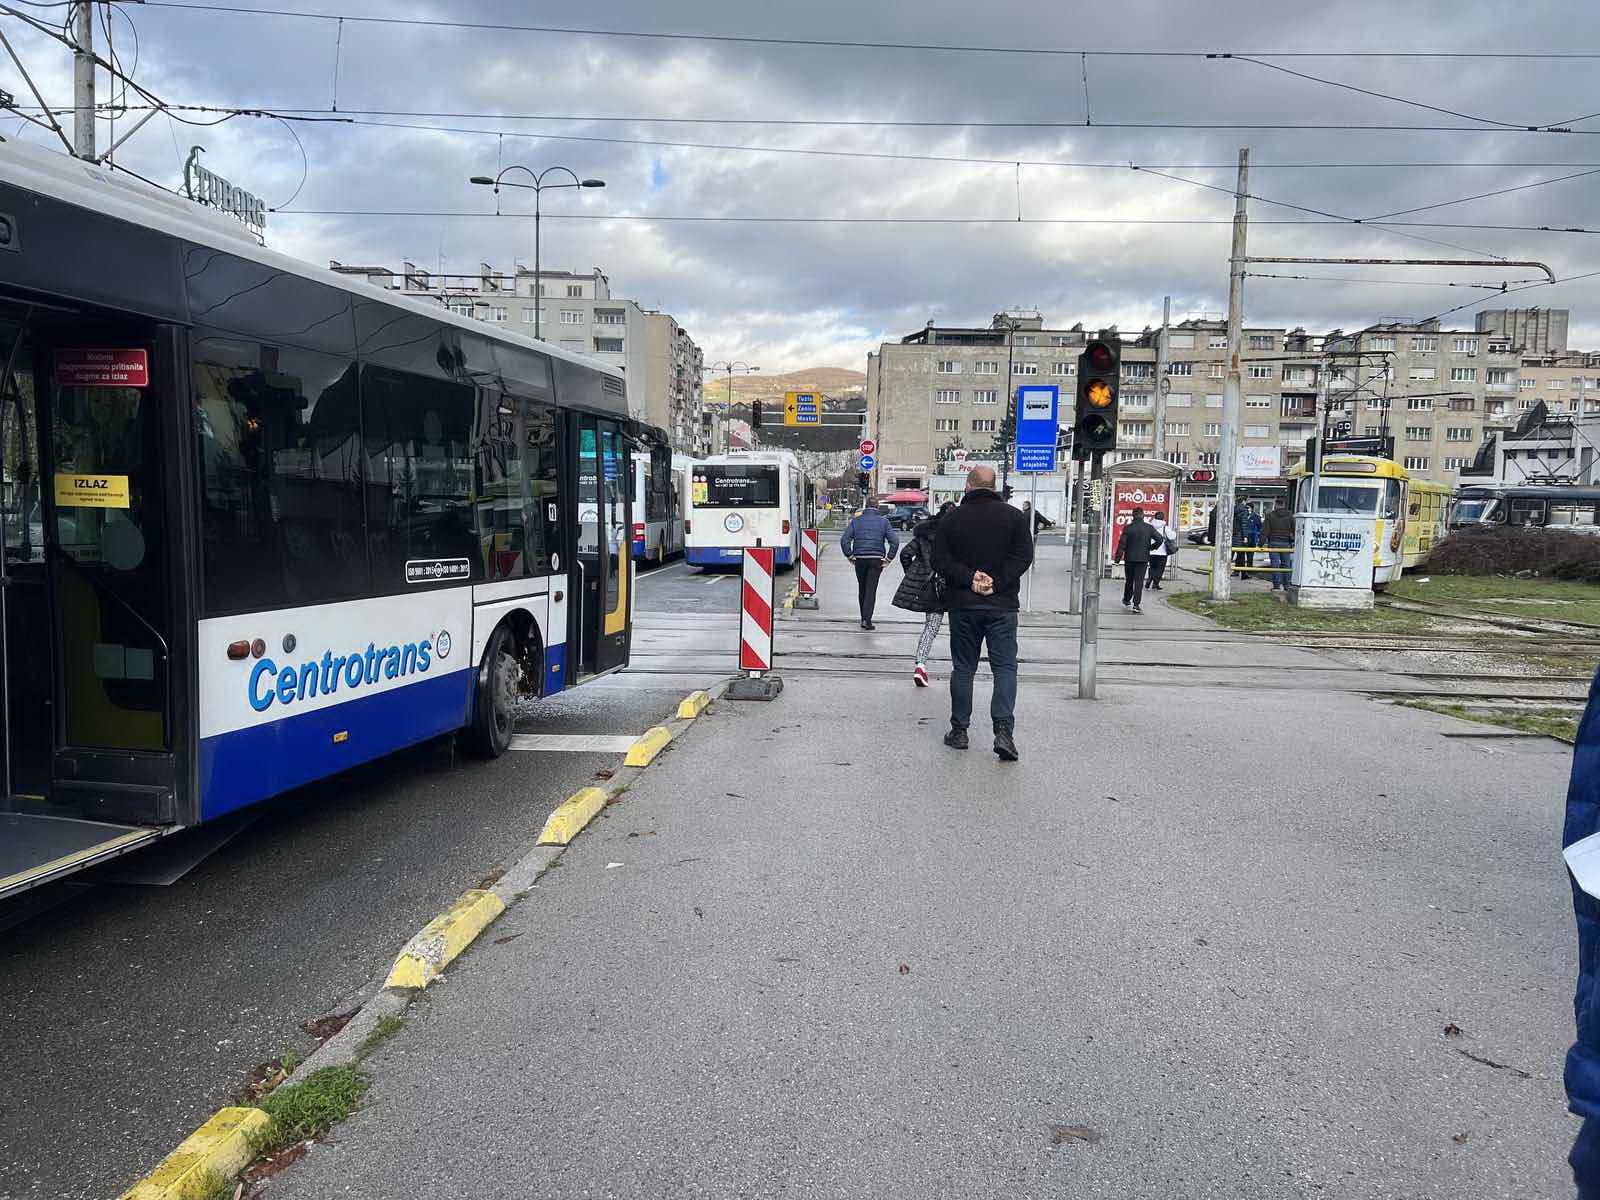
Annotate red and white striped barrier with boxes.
[739,547,775,674]
[797,529,819,597]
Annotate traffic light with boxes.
[1074,337,1121,455]
[752,400,763,428]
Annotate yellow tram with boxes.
[1286,455,1451,586]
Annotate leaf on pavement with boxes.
[1048,1124,1102,1146]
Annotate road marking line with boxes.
[118,1106,271,1200]
[509,733,638,753]
[385,888,507,990]
[537,786,609,846]
[623,725,673,767]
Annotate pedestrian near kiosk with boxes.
[1231,499,1253,576]
[892,501,955,686]
[840,504,899,629]
[931,465,1034,761]
[1114,506,1162,613]
[1146,511,1176,591]
[1264,497,1296,591]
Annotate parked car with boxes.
[885,504,929,530]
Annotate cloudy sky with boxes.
[5,0,1600,369]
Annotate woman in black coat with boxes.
[892,501,955,687]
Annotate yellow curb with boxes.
[119,1106,271,1200]
[384,888,507,990]
[623,725,673,767]
[536,786,609,847]
[676,690,712,720]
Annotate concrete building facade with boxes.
[1476,307,1569,356]
[328,260,706,452]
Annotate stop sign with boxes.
[859,439,876,455]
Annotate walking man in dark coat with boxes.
[1114,507,1162,614]
[930,466,1034,761]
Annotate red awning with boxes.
[880,489,928,504]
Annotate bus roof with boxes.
[0,140,626,388]
[1458,484,1600,501]
[692,451,800,467]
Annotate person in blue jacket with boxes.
[840,504,899,629]
[1566,670,1600,1197]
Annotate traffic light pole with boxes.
[1210,147,1249,602]
[1077,451,1105,699]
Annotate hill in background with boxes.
[705,367,865,405]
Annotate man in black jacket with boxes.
[930,466,1034,761]
[1114,507,1161,614]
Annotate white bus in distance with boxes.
[684,451,812,568]
[629,425,685,564]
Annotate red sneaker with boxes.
[913,665,929,687]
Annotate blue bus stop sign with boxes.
[1013,384,1059,473]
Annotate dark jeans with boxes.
[1147,556,1168,587]
[1268,542,1293,590]
[853,558,884,622]
[1122,560,1148,608]
[948,608,1019,734]
[1574,1115,1600,1199]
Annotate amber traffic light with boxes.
[1075,338,1121,455]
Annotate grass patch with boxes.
[1166,590,1443,634]
[254,1064,369,1153]
[1396,699,1581,743]
[1390,575,1600,624]
[359,1013,404,1057]
[192,1171,237,1200]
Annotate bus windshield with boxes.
[1313,484,1380,515]
[1453,499,1492,524]
[693,465,780,508]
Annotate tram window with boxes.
[1509,499,1545,526]
[192,333,367,614]
[362,365,479,590]
[0,319,39,564]
[1315,485,1379,515]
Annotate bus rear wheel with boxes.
[467,624,520,758]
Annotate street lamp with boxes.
[704,361,760,453]
[469,166,605,342]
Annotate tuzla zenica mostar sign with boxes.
[183,146,266,237]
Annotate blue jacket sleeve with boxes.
[840,518,856,558]
[886,523,901,560]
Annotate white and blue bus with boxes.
[0,141,638,899]
[684,451,812,568]
[629,425,685,563]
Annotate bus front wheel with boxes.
[467,623,520,758]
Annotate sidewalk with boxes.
[268,605,1578,1198]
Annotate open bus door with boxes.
[572,413,631,680]
[0,309,185,899]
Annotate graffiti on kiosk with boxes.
[1308,529,1365,553]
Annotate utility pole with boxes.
[1209,148,1249,602]
[1152,295,1171,460]
[72,0,95,159]
[999,315,1017,493]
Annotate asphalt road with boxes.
[0,559,721,1200]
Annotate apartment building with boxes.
[1477,306,1569,356]
[328,260,706,452]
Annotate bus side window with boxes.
[522,402,559,575]
[475,392,525,582]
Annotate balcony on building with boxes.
[1280,394,1316,419]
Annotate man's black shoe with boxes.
[994,730,1019,761]
[864,620,875,630]
[943,726,969,750]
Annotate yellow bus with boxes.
[1286,455,1451,586]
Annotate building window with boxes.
[1244,424,1270,438]
[1196,451,1219,466]
[1165,450,1189,465]
[1202,422,1220,437]
[973,361,999,375]
[1409,367,1437,381]
[560,310,584,325]
[934,418,959,432]
[1124,362,1155,379]
[972,389,998,404]
[935,389,961,404]
[1283,367,1312,384]
[1123,393,1151,410]
[1367,398,1391,410]
[1168,333,1195,350]
[1208,334,1228,349]
[1119,421,1151,440]
[1014,363,1038,376]
[567,284,584,298]
[1404,456,1431,471]
[485,306,508,323]
[1167,362,1193,376]
[1448,397,1475,411]
[1165,421,1189,437]
[1017,336,1035,347]
[447,303,474,318]
[1407,397,1433,410]
[1206,394,1223,408]
[1412,336,1438,352]
[594,338,624,353]
[971,418,997,433]
[1518,397,1536,411]
[1369,336,1396,351]
[1051,335,1074,347]
[1245,396,1273,409]
[1486,401,1507,417]
[521,307,536,323]
[1246,335,1273,350]
[1405,426,1430,441]
[1208,363,1225,379]
[1487,368,1513,385]
[1362,425,1383,436]
[1052,362,1074,376]
[1166,393,1192,408]
[1442,457,1467,470]
[1248,365,1273,380]
[594,310,627,326]
[1445,427,1474,441]
[1450,367,1477,382]
[936,360,961,374]
[1519,377,1537,390]
[1453,337,1478,353]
